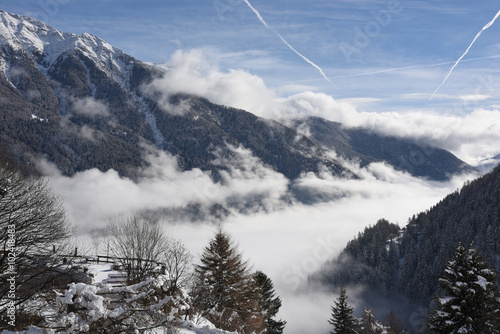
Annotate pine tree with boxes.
[384,311,406,334]
[329,287,359,334]
[192,226,264,333]
[359,307,385,334]
[427,243,500,333]
[254,271,286,334]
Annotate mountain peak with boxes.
[0,10,63,53]
[0,10,128,74]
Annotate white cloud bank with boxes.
[146,49,500,165]
[46,145,289,231]
[44,143,477,334]
[42,49,497,334]
[154,159,473,334]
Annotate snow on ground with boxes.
[85,262,122,284]
[176,319,236,334]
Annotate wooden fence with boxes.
[56,248,166,273]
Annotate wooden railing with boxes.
[55,251,166,271]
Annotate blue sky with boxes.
[3,0,500,114]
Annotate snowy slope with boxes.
[0,10,132,87]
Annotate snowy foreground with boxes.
[2,323,233,334]
[1,263,233,334]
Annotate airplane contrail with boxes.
[274,54,500,86]
[242,0,269,28]
[329,55,500,80]
[430,10,500,100]
[276,33,336,87]
[242,0,337,88]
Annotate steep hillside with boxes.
[0,10,471,183]
[0,10,347,180]
[0,10,160,176]
[313,164,500,325]
[293,117,475,181]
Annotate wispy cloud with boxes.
[242,0,336,88]
[430,10,500,100]
[146,50,500,165]
[337,97,383,105]
[70,96,110,117]
[316,55,500,81]
[44,144,289,231]
[459,94,491,101]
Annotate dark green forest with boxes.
[314,164,500,326]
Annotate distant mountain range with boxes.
[0,10,474,186]
[312,163,500,329]
[478,153,500,172]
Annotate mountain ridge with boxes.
[292,117,475,181]
[0,10,473,185]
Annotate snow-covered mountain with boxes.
[0,10,131,87]
[0,10,473,186]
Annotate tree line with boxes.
[316,164,500,331]
[328,243,500,333]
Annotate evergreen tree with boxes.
[254,271,286,334]
[383,311,406,334]
[329,287,359,334]
[192,226,264,333]
[358,307,385,334]
[427,243,500,333]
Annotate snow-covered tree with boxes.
[329,287,358,334]
[427,243,500,333]
[192,226,264,333]
[254,271,286,333]
[358,307,386,334]
[36,275,185,333]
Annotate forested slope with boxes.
[0,10,473,183]
[314,164,500,319]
